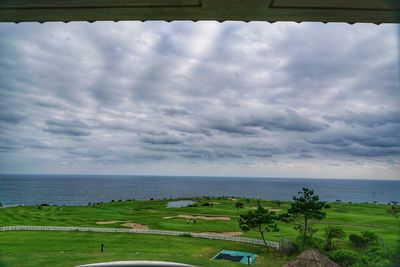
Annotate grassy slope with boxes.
[0,197,399,266]
[1,198,398,243]
[0,231,289,267]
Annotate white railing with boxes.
[0,225,279,249]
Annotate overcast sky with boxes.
[0,21,399,179]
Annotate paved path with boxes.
[0,225,280,249]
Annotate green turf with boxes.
[0,231,289,267]
[0,197,399,266]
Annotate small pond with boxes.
[167,200,194,208]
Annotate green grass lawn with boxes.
[0,197,399,266]
[0,231,289,267]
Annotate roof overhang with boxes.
[0,0,399,24]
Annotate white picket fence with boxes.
[0,225,279,249]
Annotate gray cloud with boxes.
[43,119,91,137]
[0,113,25,124]
[0,21,399,178]
[141,136,183,145]
[323,110,399,127]
[240,110,326,132]
[162,107,190,117]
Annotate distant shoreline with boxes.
[1,173,398,181]
[1,174,399,206]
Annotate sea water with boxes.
[0,174,399,206]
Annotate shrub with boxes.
[324,226,345,251]
[293,236,324,253]
[349,231,379,248]
[290,240,301,255]
[361,231,379,244]
[329,249,358,267]
[179,233,193,238]
[201,202,210,206]
[357,246,391,267]
[349,233,367,247]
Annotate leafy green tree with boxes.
[388,205,400,218]
[239,201,278,247]
[324,226,345,251]
[0,202,2,207]
[234,201,244,211]
[349,231,379,248]
[357,246,391,267]
[329,249,358,267]
[286,188,330,247]
[389,238,400,267]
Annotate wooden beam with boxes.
[0,0,399,24]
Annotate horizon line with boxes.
[0,173,399,181]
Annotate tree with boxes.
[388,205,400,218]
[328,249,358,267]
[349,231,379,248]
[324,226,345,251]
[235,201,244,211]
[239,201,279,247]
[286,188,330,247]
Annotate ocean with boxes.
[0,174,399,206]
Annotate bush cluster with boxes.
[349,231,379,248]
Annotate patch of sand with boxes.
[121,222,149,230]
[96,221,149,230]
[201,232,243,236]
[209,202,220,205]
[96,221,126,225]
[176,215,231,221]
[245,207,282,212]
[269,208,282,212]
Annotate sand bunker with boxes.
[245,207,282,212]
[269,208,282,212]
[96,221,149,230]
[201,231,243,236]
[121,222,149,230]
[176,215,231,221]
[96,221,126,225]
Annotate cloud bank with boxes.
[0,21,399,179]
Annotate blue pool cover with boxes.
[213,250,257,265]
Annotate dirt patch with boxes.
[201,231,243,236]
[96,220,149,230]
[269,208,282,212]
[96,221,125,225]
[245,207,282,212]
[121,222,149,230]
[176,215,231,221]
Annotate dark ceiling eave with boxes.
[1,0,399,24]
